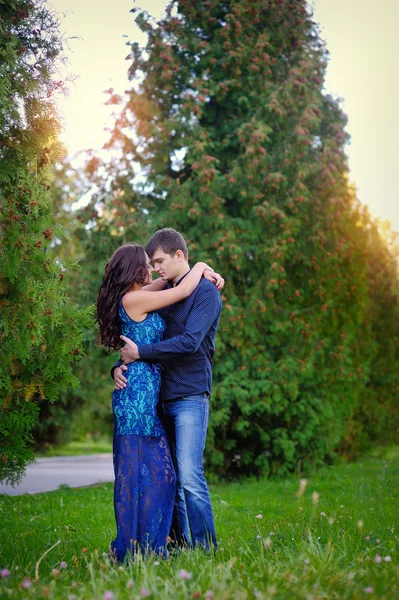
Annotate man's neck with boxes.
[172,263,190,286]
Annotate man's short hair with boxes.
[146,228,188,260]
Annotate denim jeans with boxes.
[160,394,217,551]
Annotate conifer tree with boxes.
[0,0,91,484]
[80,0,399,475]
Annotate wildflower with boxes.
[256,514,262,519]
[384,556,391,562]
[357,520,363,529]
[304,559,310,565]
[21,578,32,589]
[365,536,370,541]
[205,591,214,599]
[375,555,382,563]
[51,569,60,577]
[71,582,77,589]
[263,537,272,550]
[296,478,308,497]
[60,561,67,569]
[298,507,303,512]
[1,569,10,579]
[81,547,88,554]
[126,580,134,589]
[103,592,114,600]
[364,587,373,594]
[376,538,380,544]
[320,512,326,517]
[153,561,160,566]
[68,595,77,600]
[328,517,334,525]
[118,566,124,572]
[178,569,192,580]
[269,532,275,536]
[140,588,151,597]
[311,491,319,505]
[256,535,261,540]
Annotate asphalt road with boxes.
[0,454,114,496]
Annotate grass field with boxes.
[1,447,398,599]
[35,439,113,458]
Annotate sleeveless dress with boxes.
[110,301,176,561]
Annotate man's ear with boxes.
[175,249,185,261]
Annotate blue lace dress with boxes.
[111,301,176,561]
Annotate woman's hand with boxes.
[204,268,225,290]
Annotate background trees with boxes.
[2,0,397,482]
[0,0,91,484]
[70,0,398,476]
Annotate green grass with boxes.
[35,439,112,458]
[1,447,398,599]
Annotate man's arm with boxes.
[139,284,221,361]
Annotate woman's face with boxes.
[144,253,154,285]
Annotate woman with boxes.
[97,243,219,561]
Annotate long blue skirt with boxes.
[111,434,176,561]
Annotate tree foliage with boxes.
[69,0,399,477]
[0,0,92,484]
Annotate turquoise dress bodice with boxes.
[112,301,166,436]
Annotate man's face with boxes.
[151,248,183,282]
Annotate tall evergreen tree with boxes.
[0,0,91,484]
[77,0,399,476]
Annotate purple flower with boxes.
[375,555,382,563]
[126,579,134,589]
[205,591,214,599]
[21,578,32,589]
[256,514,262,519]
[364,586,374,594]
[60,561,67,569]
[140,588,151,597]
[0,569,10,579]
[52,568,60,577]
[103,592,114,600]
[365,536,370,542]
[376,538,381,544]
[384,556,392,562]
[178,569,192,580]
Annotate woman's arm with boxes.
[123,262,211,318]
[142,277,168,292]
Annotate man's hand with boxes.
[120,335,140,363]
[114,365,128,390]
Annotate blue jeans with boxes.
[160,394,217,551]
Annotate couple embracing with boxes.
[97,228,223,561]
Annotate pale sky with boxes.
[49,0,399,232]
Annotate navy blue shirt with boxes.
[138,277,222,401]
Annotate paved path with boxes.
[0,454,114,496]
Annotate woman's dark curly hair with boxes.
[97,243,148,351]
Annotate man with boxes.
[113,228,223,552]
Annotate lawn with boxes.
[1,447,398,599]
